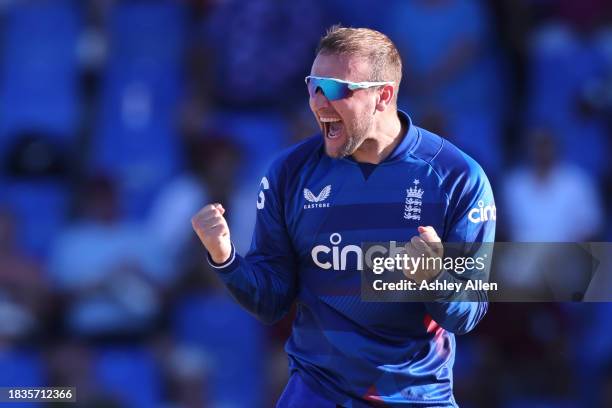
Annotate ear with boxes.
[375,84,395,112]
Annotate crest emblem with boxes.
[404,179,424,220]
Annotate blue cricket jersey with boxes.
[209,111,496,407]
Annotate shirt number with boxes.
[257,177,270,210]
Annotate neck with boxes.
[352,109,405,164]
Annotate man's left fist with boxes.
[403,226,444,284]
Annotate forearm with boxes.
[209,245,297,324]
[424,269,488,335]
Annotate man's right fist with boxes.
[191,203,232,264]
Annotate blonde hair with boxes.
[316,25,402,87]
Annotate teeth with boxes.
[320,117,341,123]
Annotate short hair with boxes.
[316,25,402,87]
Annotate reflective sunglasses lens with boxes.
[307,78,350,101]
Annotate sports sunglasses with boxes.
[305,75,393,101]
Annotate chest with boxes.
[285,161,448,266]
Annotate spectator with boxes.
[502,128,603,242]
[0,208,50,342]
[498,129,603,301]
[148,119,244,264]
[525,17,611,180]
[49,175,172,339]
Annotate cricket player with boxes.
[192,26,495,407]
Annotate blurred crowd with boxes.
[0,0,611,407]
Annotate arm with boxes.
[424,167,496,335]
[192,167,298,325]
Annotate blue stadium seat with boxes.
[108,2,186,70]
[526,26,576,126]
[0,348,45,408]
[526,24,609,179]
[172,294,265,407]
[447,113,502,180]
[94,346,161,408]
[0,180,69,259]
[91,66,184,219]
[0,1,81,155]
[209,110,288,179]
[90,2,187,219]
[0,347,45,386]
[323,0,393,31]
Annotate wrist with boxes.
[210,251,231,265]
[207,244,235,269]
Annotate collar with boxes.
[384,110,419,162]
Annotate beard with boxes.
[325,114,373,159]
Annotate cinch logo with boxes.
[468,200,496,224]
[303,185,331,209]
[311,233,405,271]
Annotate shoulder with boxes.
[260,135,322,208]
[262,134,324,202]
[411,127,489,186]
[410,127,492,204]
[266,135,323,186]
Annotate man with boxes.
[192,26,495,407]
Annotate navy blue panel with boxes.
[319,203,443,232]
[358,163,377,180]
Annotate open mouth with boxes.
[320,117,343,140]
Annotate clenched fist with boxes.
[191,203,232,264]
[403,226,444,284]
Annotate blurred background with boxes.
[0,0,610,407]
